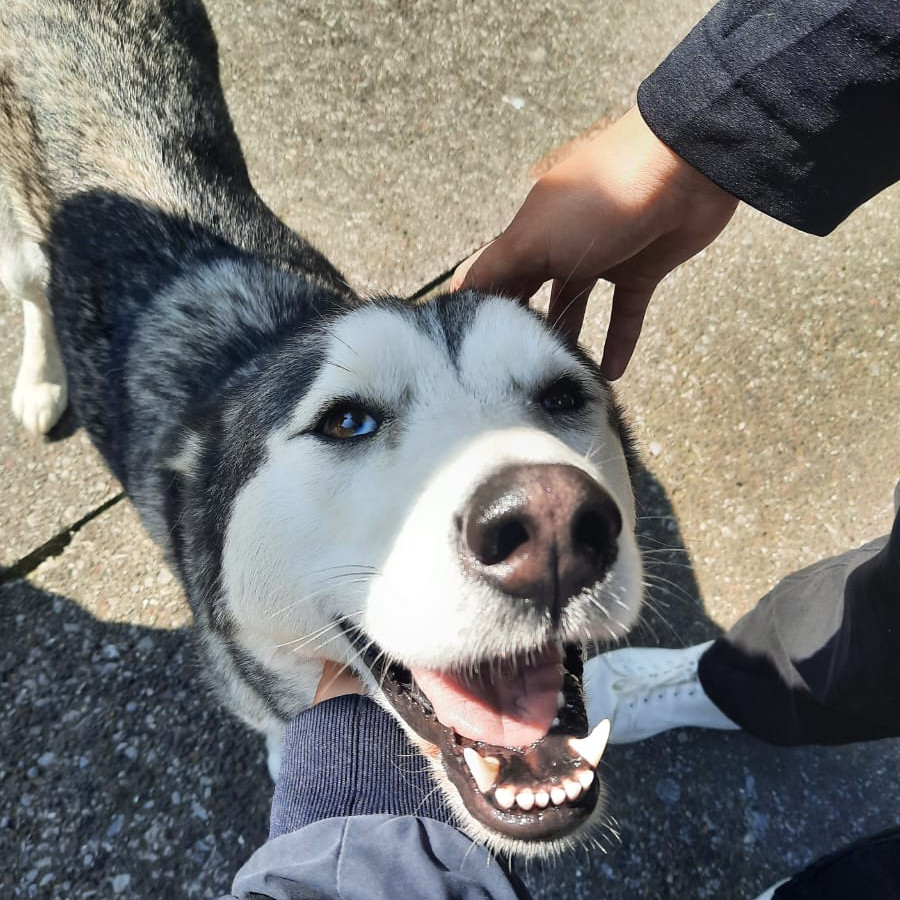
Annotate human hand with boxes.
[450,106,739,379]
[312,659,365,705]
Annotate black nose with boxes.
[459,463,622,622]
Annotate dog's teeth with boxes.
[576,769,595,790]
[515,788,535,811]
[550,785,567,806]
[552,716,560,728]
[462,748,500,794]
[568,718,611,769]
[564,778,582,801]
[494,786,516,810]
[534,789,550,809]
[557,691,566,709]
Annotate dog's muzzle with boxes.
[342,462,626,844]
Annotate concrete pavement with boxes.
[3,1,899,897]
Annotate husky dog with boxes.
[1,0,642,854]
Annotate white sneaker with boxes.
[584,641,740,743]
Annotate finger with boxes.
[548,277,597,343]
[448,243,490,292]
[450,232,545,302]
[313,659,365,705]
[599,284,655,380]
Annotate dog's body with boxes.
[2,0,642,854]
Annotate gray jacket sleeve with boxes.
[638,0,900,235]
[229,815,524,900]
[223,696,530,900]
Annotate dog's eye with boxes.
[539,378,585,414]
[316,404,381,440]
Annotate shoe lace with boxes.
[606,657,698,694]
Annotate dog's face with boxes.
[221,291,642,854]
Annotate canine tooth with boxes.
[576,769,595,790]
[534,789,550,809]
[515,788,535,811]
[462,748,500,794]
[494,786,516,810]
[550,785,567,806]
[568,718,611,768]
[564,779,582,801]
[557,691,566,709]
[552,717,560,728]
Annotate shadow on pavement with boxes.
[1,578,269,900]
[3,469,898,900]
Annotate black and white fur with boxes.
[2,0,642,855]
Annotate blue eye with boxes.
[316,404,381,440]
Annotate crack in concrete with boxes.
[1,492,125,584]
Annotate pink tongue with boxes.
[410,645,563,747]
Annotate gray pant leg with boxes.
[698,508,900,745]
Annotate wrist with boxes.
[627,104,737,210]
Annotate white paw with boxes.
[12,376,68,434]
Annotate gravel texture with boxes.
[2,1,899,898]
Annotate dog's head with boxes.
[219,290,642,854]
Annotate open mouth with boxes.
[344,627,610,842]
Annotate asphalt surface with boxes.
[3,1,899,898]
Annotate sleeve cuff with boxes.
[638,0,900,236]
[269,695,455,838]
